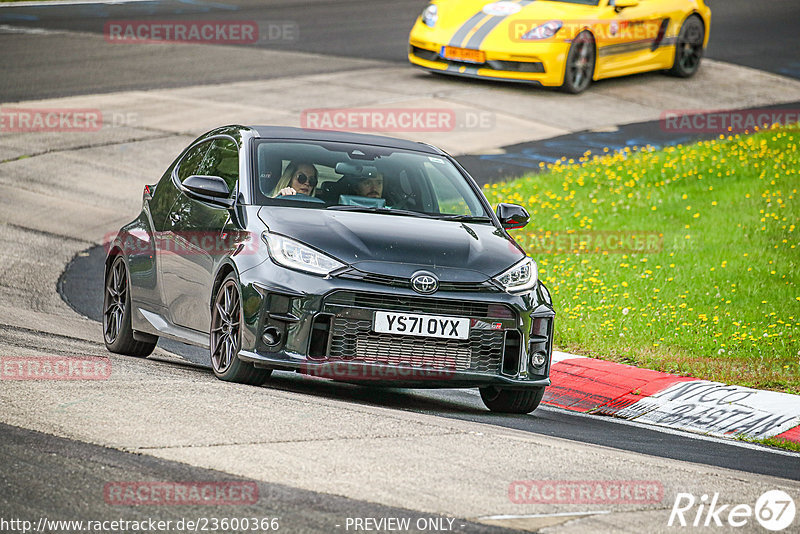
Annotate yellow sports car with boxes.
[409,0,711,93]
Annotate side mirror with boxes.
[612,0,639,11]
[183,175,233,206]
[496,203,530,230]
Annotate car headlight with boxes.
[262,231,345,276]
[494,257,538,293]
[421,4,438,27]
[521,20,562,40]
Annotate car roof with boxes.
[248,126,443,155]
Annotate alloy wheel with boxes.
[211,280,241,374]
[570,38,594,90]
[561,31,595,94]
[678,20,704,73]
[667,16,705,77]
[103,257,127,344]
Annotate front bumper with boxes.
[237,265,555,389]
[408,36,570,87]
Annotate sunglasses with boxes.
[294,172,318,187]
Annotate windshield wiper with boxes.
[436,215,492,222]
[326,205,435,218]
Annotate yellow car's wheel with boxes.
[667,15,705,78]
[560,30,595,94]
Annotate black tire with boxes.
[210,273,272,386]
[560,31,595,94]
[667,15,705,78]
[103,255,157,357]
[480,386,545,414]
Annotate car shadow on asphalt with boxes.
[260,371,493,416]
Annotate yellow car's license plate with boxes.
[440,46,486,64]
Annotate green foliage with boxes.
[484,126,799,393]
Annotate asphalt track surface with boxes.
[0,423,513,534]
[58,245,800,482]
[0,0,798,103]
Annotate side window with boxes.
[200,138,239,195]
[177,141,212,183]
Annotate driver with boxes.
[272,161,318,197]
[352,173,384,199]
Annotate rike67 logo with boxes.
[669,490,796,531]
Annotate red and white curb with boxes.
[544,352,800,445]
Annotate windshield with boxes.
[251,140,490,220]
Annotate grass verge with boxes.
[483,125,799,394]
[738,436,800,453]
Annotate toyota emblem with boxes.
[411,272,439,294]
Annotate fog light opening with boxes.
[530,351,547,369]
[501,330,522,376]
[262,326,282,348]
[309,314,333,359]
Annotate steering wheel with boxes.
[387,192,415,210]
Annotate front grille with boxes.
[411,45,439,62]
[487,60,545,73]
[327,317,502,374]
[325,291,514,319]
[410,46,544,74]
[336,270,498,293]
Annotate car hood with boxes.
[437,0,599,27]
[431,0,599,45]
[257,207,525,282]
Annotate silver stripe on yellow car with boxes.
[448,0,538,48]
[464,0,537,49]
[448,11,489,47]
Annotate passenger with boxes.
[272,162,318,197]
